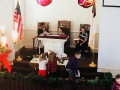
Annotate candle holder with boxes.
[0,25,5,35]
[16,56,22,61]
[0,26,18,58]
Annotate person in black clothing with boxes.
[64,51,81,90]
[66,51,81,79]
[57,27,65,35]
[75,27,88,59]
[38,22,45,36]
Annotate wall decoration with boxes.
[78,0,94,8]
[103,0,120,7]
[37,0,52,6]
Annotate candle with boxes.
[1,36,7,47]
[12,30,18,43]
[0,25,5,35]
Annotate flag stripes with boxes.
[14,1,23,40]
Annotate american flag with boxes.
[14,2,23,40]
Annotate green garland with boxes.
[0,71,114,87]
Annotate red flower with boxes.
[6,44,8,47]
[8,49,12,54]
[68,78,71,80]
[84,79,86,82]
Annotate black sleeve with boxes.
[38,29,43,36]
[78,32,80,38]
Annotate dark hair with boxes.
[75,51,81,55]
[81,27,85,30]
[40,53,45,59]
[40,22,44,26]
[115,74,120,79]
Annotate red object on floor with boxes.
[38,70,47,76]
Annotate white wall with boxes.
[0,0,14,61]
[24,0,101,50]
[25,0,92,32]
[98,1,120,77]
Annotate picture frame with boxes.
[103,0,120,7]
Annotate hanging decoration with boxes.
[78,0,94,8]
[37,0,52,6]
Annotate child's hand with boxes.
[80,43,83,46]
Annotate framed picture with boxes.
[103,0,120,7]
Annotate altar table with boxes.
[35,35,68,58]
[29,58,68,70]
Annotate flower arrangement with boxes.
[0,25,18,73]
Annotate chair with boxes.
[58,20,71,54]
[33,22,49,52]
[80,24,91,55]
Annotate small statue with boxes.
[33,54,39,58]
[58,55,69,64]
[33,52,48,59]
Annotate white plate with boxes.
[74,38,79,40]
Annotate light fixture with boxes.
[12,30,18,44]
[0,25,18,73]
[1,36,7,47]
[0,25,5,35]
[0,25,18,49]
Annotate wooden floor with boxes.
[78,53,97,68]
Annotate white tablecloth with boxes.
[37,36,68,58]
[30,58,68,67]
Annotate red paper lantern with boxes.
[37,0,52,6]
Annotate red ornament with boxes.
[37,0,52,6]
[78,0,94,8]
[68,78,71,80]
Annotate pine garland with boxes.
[0,71,114,87]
